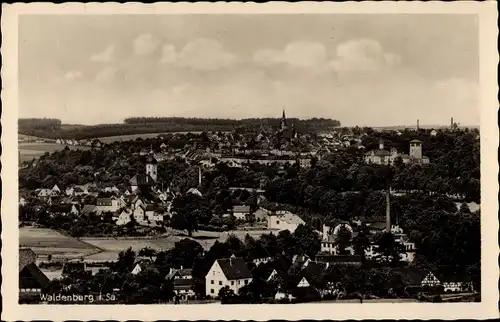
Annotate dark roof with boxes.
[130,174,155,186]
[19,263,50,289]
[233,205,251,213]
[97,198,113,206]
[366,150,392,156]
[394,267,429,286]
[217,257,252,280]
[173,278,195,290]
[49,204,73,213]
[146,155,158,164]
[62,262,86,275]
[368,222,387,230]
[19,248,37,272]
[314,254,362,264]
[166,268,193,280]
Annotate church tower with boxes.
[280,109,288,131]
[146,155,158,182]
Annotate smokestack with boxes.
[386,189,391,232]
[417,119,420,130]
[451,117,454,128]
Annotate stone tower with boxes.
[146,155,158,182]
[409,139,423,159]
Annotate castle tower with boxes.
[385,189,391,232]
[146,155,158,182]
[409,139,423,159]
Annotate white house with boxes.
[267,211,305,233]
[131,260,152,275]
[205,257,253,297]
[115,209,132,226]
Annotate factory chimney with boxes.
[385,189,391,232]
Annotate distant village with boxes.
[18,113,479,304]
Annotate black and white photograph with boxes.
[2,2,498,321]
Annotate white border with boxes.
[2,2,499,320]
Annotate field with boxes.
[19,143,90,163]
[19,226,100,260]
[81,229,273,262]
[97,131,204,143]
[20,225,274,262]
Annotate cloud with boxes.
[65,70,83,81]
[254,42,328,69]
[283,42,328,68]
[176,38,236,70]
[254,49,284,66]
[90,45,115,62]
[95,66,119,82]
[160,44,176,64]
[133,34,161,56]
[330,39,401,72]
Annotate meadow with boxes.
[19,143,90,163]
[19,226,100,260]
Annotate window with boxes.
[245,280,249,285]
[219,281,222,285]
[211,280,214,284]
[276,220,280,224]
[210,289,214,294]
[231,281,234,286]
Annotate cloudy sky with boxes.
[19,14,479,126]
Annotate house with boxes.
[167,268,196,300]
[115,209,132,226]
[96,197,121,212]
[37,189,52,199]
[252,257,273,266]
[253,207,269,222]
[314,254,362,266]
[133,206,147,224]
[232,205,251,220]
[129,174,155,192]
[62,261,87,277]
[267,211,305,233]
[19,248,50,297]
[49,204,79,216]
[440,274,474,293]
[50,185,61,197]
[166,268,193,280]
[430,129,438,137]
[187,188,203,197]
[173,278,196,301]
[131,260,152,275]
[365,139,430,165]
[205,257,253,297]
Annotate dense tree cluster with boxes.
[18,117,341,140]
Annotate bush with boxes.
[432,295,442,303]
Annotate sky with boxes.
[18,14,479,126]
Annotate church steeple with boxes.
[280,109,288,131]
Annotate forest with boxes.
[18,117,341,140]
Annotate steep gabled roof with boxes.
[19,248,37,272]
[216,257,252,280]
[129,174,155,186]
[19,263,50,289]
